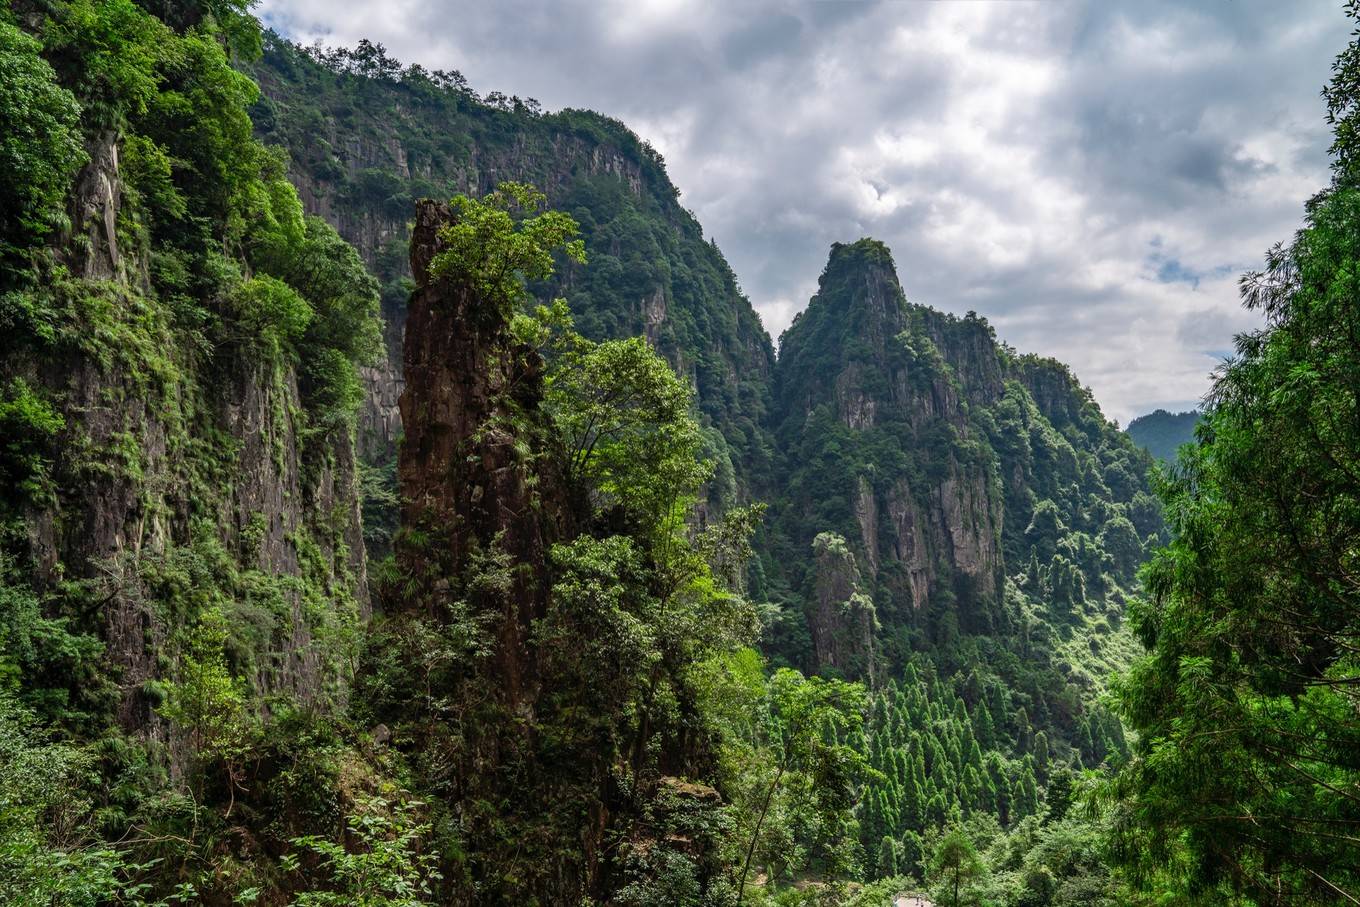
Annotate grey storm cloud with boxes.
[256,0,1351,423]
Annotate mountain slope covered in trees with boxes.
[1,0,386,902]
[6,0,1358,904]
[246,35,776,548]
[1124,409,1200,462]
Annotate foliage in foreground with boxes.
[1110,3,1360,903]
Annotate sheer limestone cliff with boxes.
[771,240,1007,651]
[766,239,1155,669]
[249,36,776,533]
[1,21,372,745]
[242,39,1158,696]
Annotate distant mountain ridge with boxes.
[1126,408,1201,462]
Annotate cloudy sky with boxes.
[257,0,1350,423]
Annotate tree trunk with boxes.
[736,762,785,903]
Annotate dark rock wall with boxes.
[7,126,368,737]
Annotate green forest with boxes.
[1,0,1358,905]
[1124,411,1200,464]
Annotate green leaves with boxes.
[1325,0,1360,180]
[723,664,871,897]
[0,16,85,254]
[251,214,382,424]
[286,795,441,907]
[428,181,586,317]
[230,275,313,358]
[1111,11,1360,900]
[157,608,255,776]
[538,534,654,725]
[39,0,168,129]
[547,332,710,530]
[0,379,65,504]
[0,691,124,907]
[929,827,985,907]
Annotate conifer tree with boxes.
[1032,731,1050,779]
[900,830,925,879]
[876,835,899,880]
[1015,707,1034,754]
[1013,767,1040,821]
[1025,547,1043,592]
[1044,768,1074,823]
[973,701,996,749]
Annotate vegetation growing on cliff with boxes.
[240,43,1167,901]
[358,185,878,903]
[248,33,777,540]
[0,0,382,901]
[3,0,1357,905]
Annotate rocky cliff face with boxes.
[386,201,579,901]
[240,39,1158,685]
[766,239,1155,668]
[250,37,776,525]
[301,131,655,465]
[771,240,1007,647]
[808,531,878,682]
[4,120,368,738]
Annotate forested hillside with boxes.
[756,238,1154,901]
[1124,409,1200,462]
[4,0,1358,904]
[246,35,776,551]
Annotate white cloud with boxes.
[257,0,1350,423]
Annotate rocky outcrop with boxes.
[773,239,1007,640]
[386,201,738,905]
[932,461,1003,601]
[63,131,124,281]
[918,307,1005,407]
[886,478,933,611]
[263,103,662,470]
[1013,356,1091,433]
[808,532,878,682]
[8,125,368,736]
[396,200,566,698]
[389,201,590,903]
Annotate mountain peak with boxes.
[778,238,908,348]
[821,237,899,286]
